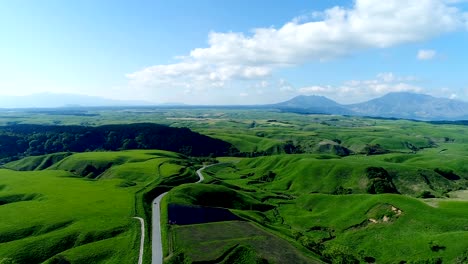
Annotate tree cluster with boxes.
[365,167,398,194]
[0,123,238,163]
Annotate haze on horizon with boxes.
[1,0,468,106]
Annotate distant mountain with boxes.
[273,92,468,120]
[348,92,468,120]
[0,93,153,108]
[272,95,353,115]
[3,92,468,120]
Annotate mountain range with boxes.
[1,92,467,120]
[272,92,468,121]
[0,93,152,108]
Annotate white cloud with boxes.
[299,86,328,94]
[278,79,295,92]
[126,0,468,99]
[254,80,269,88]
[239,92,249,97]
[297,73,423,103]
[417,49,437,60]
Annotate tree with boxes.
[365,167,398,194]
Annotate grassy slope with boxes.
[0,169,137,264]
[205,151,468,197]
[198,156,468,263]
[280,194,468,263]
[0,150,191,264]
[2,110,468,263]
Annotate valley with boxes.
[0,108,467,263]
[4,1,468,263]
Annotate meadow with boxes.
[1,108,468,263]
[0,150,193,264]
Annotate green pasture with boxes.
[2,109,468,263]
[0,169,137,263]
[0,150,191,264]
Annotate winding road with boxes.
[151,164,215,264]
[133,217,145,264]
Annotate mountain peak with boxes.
[349,92,468,120]
[381,92,433,100]
[278,95,339,107]
[273,95,352,115]
[272,92,468,120]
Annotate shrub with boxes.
[366,167,391,180]
[418,191,435,198]
[363,144,389,155]
[322,245,360,264]
[332,186,353,195]
[434,168,461,180]
[365,167,398,194]
[429,241,446,252]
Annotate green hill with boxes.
[205,152,467,197]
[0,149,194,264]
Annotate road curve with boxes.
[196,167,205,183]
[152,164,216,264]
[133,217,145,264]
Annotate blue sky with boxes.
[1,0,467,105]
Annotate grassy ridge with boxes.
[0,150,193,264]
[170,165,468,263]
[0,169,137,263]
[205,151,468,197]
[2,110,468,263]
[180,151,468,263]
[279,194,468,263]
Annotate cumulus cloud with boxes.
[127,0,468,94]
[417,49,437,60]
[299,86,329,94]
[297,73,423,103]
[278,79,295,92]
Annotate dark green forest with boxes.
[0,123,238,163]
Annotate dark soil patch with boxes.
[168,204,241,225]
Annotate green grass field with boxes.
[0,169,138,263]
[203,152,468,198]
[0,150,193,264]
[2,109,468,263]
[279,194,468,263]
[167,162,468,263]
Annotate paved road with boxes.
[151,164,215,264]
[152,192,168,264]
[133,217,145,264]
[196,167,205,183]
